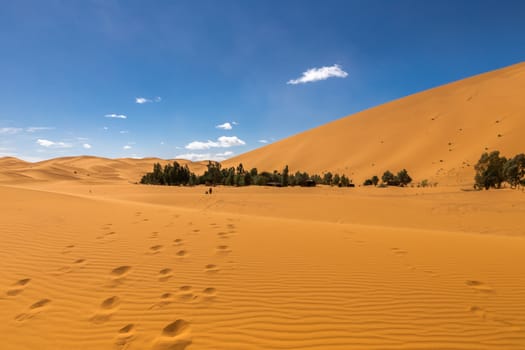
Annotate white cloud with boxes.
[83,143,92,149]
[119,130,129,134]
[216,122,233,130]
[26,126,54,133]
[175,151,233,162]
[104,114,127,119]
[103,126,109,131]
[123,145,132,150]
[135,97,150,104]
[287,64,348,85]
[185,136,245,150]
[232,121,239,125]
[0,127,23,134]
[135,96,162,104]
[258,139,268,144]
[36,139,72,148]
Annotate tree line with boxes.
[140,161,355,187]
[474,151,525,190]
[363,169,413,187]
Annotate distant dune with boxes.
[0,156,208,184]
[223,62,525,185]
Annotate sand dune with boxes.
[223,61,525,185]
[0,156,207,184]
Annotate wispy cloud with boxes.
[123,145,132,150]
[119,130,129,134]
[0,127,23,134]
[1,126,55,134]
[135,96,162,104]
[104,114,127,119]
[258,139,268,144]
[216,122,233,130]
[36,139,72,148]
[26,126,55,133]
[176,151,234,162]
[287,64,348,85]
[83,143,92,149]
[185,136,245,150]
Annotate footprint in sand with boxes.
[467,305,513,327]
[159,268,173,282]
[178,286,198,301]
[115,323,135,349]
[150,293,174,309]
[173,238,183,246]
[6,278,31,296]
[466,280,494,293]
[150,231,160,239]
[62,244,75,254]
[204,264,220,273]
[469,305,488,319]
[201,287,217,300]
[111,266,132,278]
[216,245,231,254]
[176,250,188,257]
[97,231,117,241]
[91,296,120,324]
[217,232,230,239]
[391,247,408,256]
[56,258,88,275]
[15,299,51,321]
[109,266,132,286]
[152,320,192,350]
[148,245,164,255]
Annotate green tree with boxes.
[333,174,340,186]
[323,172,333,185]
[340,175,350,187]
[503,153,525,188]
[396,169,412,187]
[382,170,397,186]
[474,151,507,190]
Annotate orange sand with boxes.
[1,157,525,349]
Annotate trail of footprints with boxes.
[4,218,237,348]
[388,246,515,327]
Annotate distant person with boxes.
[209,187,213,195]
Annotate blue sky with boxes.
[1,0,525,161]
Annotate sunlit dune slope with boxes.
[223,62,525,185]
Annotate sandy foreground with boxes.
[1,180,525,350]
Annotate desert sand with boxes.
[1,156,525,350]
[1,63,525,349]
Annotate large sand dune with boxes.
[224,61,525,185]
